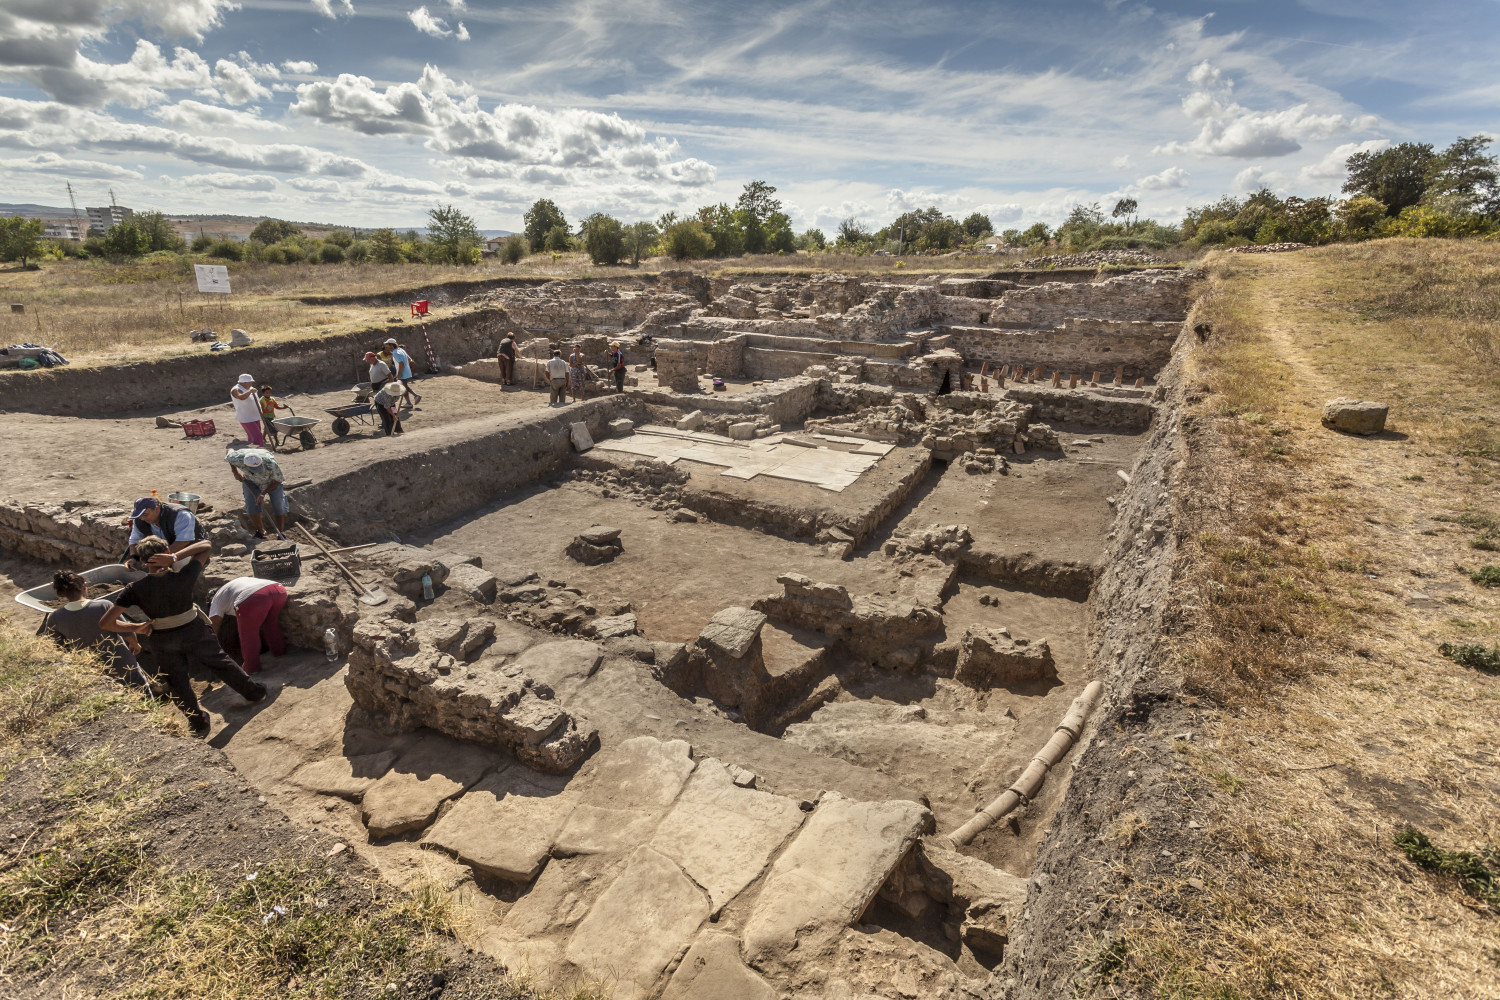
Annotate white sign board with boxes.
[194,264,231,294]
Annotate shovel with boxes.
[298,525,388,606]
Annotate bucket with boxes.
[167,492,202,514]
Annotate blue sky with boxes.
[0,0,1495,231]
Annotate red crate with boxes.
[182,419,217,438]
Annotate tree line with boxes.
[2,135,1495,271]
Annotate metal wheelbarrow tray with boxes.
[325,401,379,437]
[15,563,147,621]
[272,410,322,450]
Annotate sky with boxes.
[0,0,1496,232]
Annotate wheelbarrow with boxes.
[271,405,321,451]
[326,401,379,437]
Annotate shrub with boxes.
[1438,642,1500,674]
[580,213,625,265]
[324,228,355,247]
[663,221,714,260]
[1192,220,1235,246]
[346,240,369,263]
[501,236,526,265]
[319,242,345,264]
[189,233,213,253]
[1469,565,1500,587]
[207,239,244,261]
[1382,205,1500,238]
[1394,827,1500,909]
[1334,195,1388,239]
[543,224,572,253]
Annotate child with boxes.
[258,385,287,448]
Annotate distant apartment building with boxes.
[43,221,82,240]
[86,204,133,233]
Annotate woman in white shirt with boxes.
[230,373,266,446]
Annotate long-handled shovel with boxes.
[298,525,388,606]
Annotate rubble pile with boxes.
[1012,249,1172,268]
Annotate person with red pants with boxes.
[207,576,289,674]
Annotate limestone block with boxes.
[445,562,498,604]
[570,421,594,451]
[660,930,775,1000]
[649,759,805,913]
[954,626,1057,690]
[743,793,931,973]
[580,525,621,545]
[564,846,709,1000]
[360,737,496,837]
[390,556,451,599]
[608,418,634,435]
[728,421,758,440]
[421,762,574,882]
[585,613,638,640]
[288,751,397,800]
[1321,397,1388,435]
[514,640,603,700]
[698,607,766,659]
[565,538,619,565]
[553,737,696,856]
[676,410,704,431]
[489,853,622,977]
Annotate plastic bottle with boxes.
[323,628,339,662]
[421,572,435,601]
[151,489,161,504]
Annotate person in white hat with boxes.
[230,373,266,446]
[225,447,287,538]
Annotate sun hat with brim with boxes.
[241,453,263,468]
[238,373,254,383]
[384,338,398,346]
[131,497,159,518]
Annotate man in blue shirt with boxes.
[384,337,423,406]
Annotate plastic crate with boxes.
[182,419,217,438]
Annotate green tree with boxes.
[580,213,626,265]
[524,199,568,252]
[836,217,871,247]
[501,236,527,265]
[696,203,744,257]
[735,180,782,224]
[134,210,185,252]
[1018,222,1051,246]
[663,220,714,259]
[625,221,658,265]
[369,228,404,264]
[1109,199,1138,227]
[765,211,796,253]
[1334,195,1387,238]
[427,204,481,265]
[543,224,572,252]
[324,228,355,247]
[918,218,961,251]
[961,212,994,238]
[1344,142,1438,216]
[250,218,301,243]
[347,240,370,263]
[1425,135,1500,216]
[102,220,149,257]
[0,217,44,267]
[798,228,826,251]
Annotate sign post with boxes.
[194,264,231,295]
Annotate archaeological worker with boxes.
[231,373,266,446]
[100,537,267,736]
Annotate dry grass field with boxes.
[1109,239,1500,999]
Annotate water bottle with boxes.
[421,572,435,601]
[323,628,338,662]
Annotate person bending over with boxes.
[100,538,266,736]
[41,569,154,690]
[208,576,288,674]
[225,447,288,539]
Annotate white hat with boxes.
[383,337,398,345]
[238,373,254,383]
[241,453,263,467]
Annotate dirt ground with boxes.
[0,374,562,513]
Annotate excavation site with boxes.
[1,262,1202,997]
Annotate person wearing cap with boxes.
[100,537,267,736]
[388,339,422,405]
[608,341,627,394]
[496,333,516,387]
[544,349,569,405]
[225,447,287,539]
[230,373,265,446]
[124,496,207,566]
[365,351,392,393]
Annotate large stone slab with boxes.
[648,758,805,914]
[742,792,931,973]
[360,736,496,838]
[954,626,1057,690]
[659,930,775,1000]
[515,640,604,701]
[421,762,574,882]
[564,846,709,1000]
[487,853,622,983]
[699,606,766,659]
[288,750,398,800]
[553,737,696,856]
[1321,397,1388,435]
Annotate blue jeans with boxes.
[242,481,288,516]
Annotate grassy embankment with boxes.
[1101,239,1500,998]
[0,626,601,999]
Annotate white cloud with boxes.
[289,66,715,186]
[281,60,318,74]
[456,21,469,41]
[1300,139,1388,182]
[1233,166,1280,192]
[1156,61,1376,159]
[152,99,286,132]
[288,177,343,192]
[0,151,142,180]
[1112,154,1134,169]
[408,6,457,38]
[213,59,272,104]
[178,171,280,191]
[0,95,372,177]
[445,0,466,9]
[311,0,354,18]
[1134,166,1189,191]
